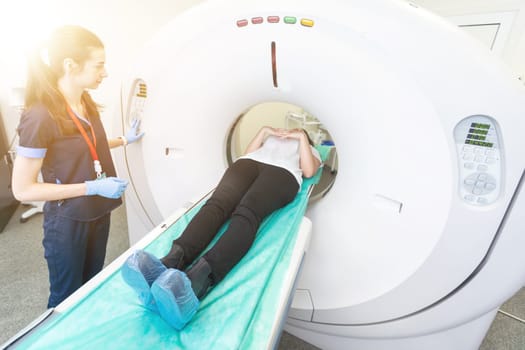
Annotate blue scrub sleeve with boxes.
[17,105,59,153]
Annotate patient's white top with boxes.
[239,135,321,186]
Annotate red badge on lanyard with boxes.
[66,104,105,179]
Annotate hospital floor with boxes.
[1,203,524,349]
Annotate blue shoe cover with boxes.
[151,269,200,330]
[121,250,166,310]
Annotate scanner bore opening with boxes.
[226,101,338,203]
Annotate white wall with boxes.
[410,0,525,80]
[0,0,203,146]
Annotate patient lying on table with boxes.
[122,126,321,329]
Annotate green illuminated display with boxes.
[467,134,486,141]
[465,121,494,147]
[468,128,488,135]
[465,139,493,147]
[471,122,490,129]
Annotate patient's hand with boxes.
[276,128,306,141]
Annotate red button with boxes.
[251,17,264,24]
[237,19,248,27]
[267,16,280,23]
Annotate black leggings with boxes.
[173,159,299,282]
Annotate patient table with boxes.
[3,170,322,350]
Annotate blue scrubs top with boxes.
[17,104,122,221]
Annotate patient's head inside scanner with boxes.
[227,101,338,202]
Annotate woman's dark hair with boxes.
[25,25,104,132]
[302,129,314,146]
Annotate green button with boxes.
[284,16,297,24]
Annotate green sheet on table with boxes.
[16,171,322,350]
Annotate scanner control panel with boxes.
[454,115,503,206]
[127,79,147,124]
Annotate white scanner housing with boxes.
[114,1,525,349]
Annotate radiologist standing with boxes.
[11,25,144,308]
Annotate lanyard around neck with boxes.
[66,103,103,179]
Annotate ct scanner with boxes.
[114,0,525,349]
[4,0,525,349]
